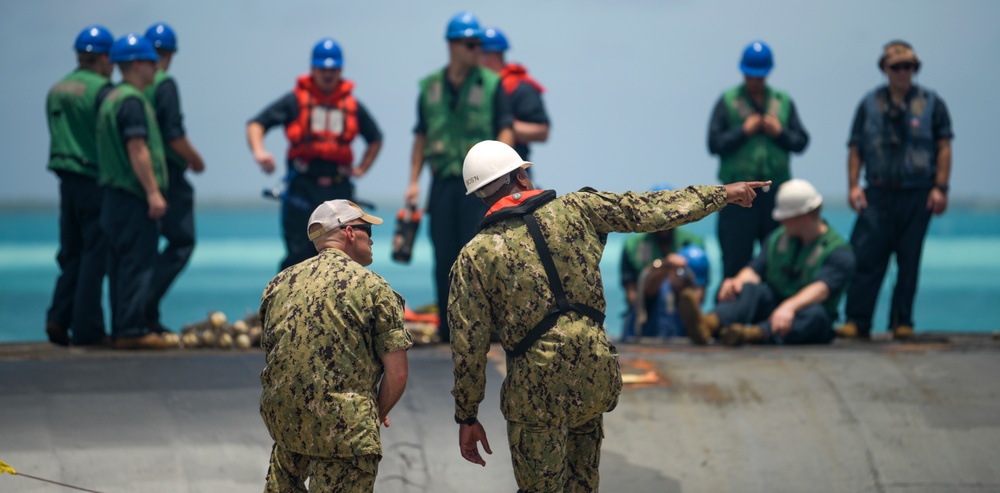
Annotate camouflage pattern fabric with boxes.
[449,185,727,488]
[508,416,603,492]
[264,443,379,493]
[259,247,411,460]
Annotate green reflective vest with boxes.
[143,69,187,169]
[96,83,167,198]
[46,69,110,178]
[764,223,849,316]
[719,85,792,185]
[419,67,498,178]
[622,228,705,274]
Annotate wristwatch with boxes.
[933,183,949,194]
[455,415,477,426]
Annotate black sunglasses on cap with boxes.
[889,62,916,72]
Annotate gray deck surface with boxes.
[2,335,999,493]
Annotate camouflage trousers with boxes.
[264,443,379,493]
[507,415,604,493]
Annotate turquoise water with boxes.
[1,204,998,343]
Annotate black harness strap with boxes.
[507,212,605,357]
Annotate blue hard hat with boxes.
[74,25,114,54]
[109,33,159,63]
[145,22,177,52]
[481,27,509,53]
[679,245,710,287]
[445,11,483,40]
[650,183,674,192]
[740,41,773,77]
[312,38,343,69]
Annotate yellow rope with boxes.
[1,460,104,493]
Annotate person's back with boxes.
[259,199,410,492]
[452,185,726,422]
[260,247,400,456]
[47,68,109,178]
[449,140,768,491]
[44,25,115,346]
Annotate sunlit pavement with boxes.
[2,335,999,493]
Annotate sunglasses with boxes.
[347,223,372,237]
[463,40,481,50]
[889,62,916,72]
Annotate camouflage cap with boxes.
[307,200,383,241]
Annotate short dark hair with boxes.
[77,52,101,65]
[482,168,527,202]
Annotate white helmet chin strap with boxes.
[475,173,511,198]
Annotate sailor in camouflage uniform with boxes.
[259,200,412,493]
[449,140,768,492]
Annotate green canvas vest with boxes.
[420,67,498,178]
[96,83,168,198]
[623,228,705,274]
[144,70,187,169]
[46,69,110,178]
[765,223,849,316]
[719,85,792,185]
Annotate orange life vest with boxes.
[285,74,359,164]
[499,63,545,96]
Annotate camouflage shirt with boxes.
[259,248,412,458]
[449,186,727,424]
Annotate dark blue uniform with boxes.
[843,85,953,335]
[146,77,195,330]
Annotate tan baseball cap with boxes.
[307,200,383,241]
[879,40,920,70]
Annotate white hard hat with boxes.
[463,140,532,196]
[772,179,823,221]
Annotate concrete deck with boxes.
[2,335,999,492]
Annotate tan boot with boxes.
[113,332,178,350]
[892,325,914,340]
[835,321,859,339]
[719,324,766,346]
[678,288,719,345]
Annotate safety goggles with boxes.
[889,62,916,72]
